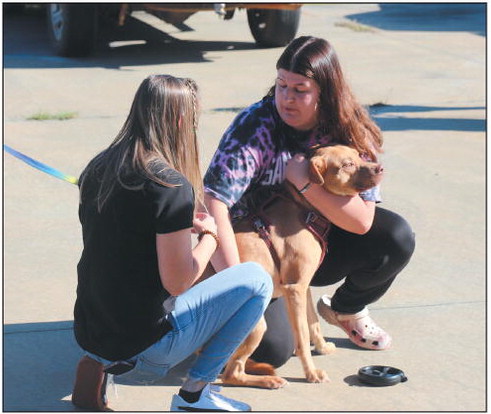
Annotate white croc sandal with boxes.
[317,295,392,350]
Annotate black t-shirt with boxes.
[74,165,194,361]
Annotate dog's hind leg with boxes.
[221,316,288,389]
[307,288,336,355]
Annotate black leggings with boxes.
[251,207,415,368]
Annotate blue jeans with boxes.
[88,262,272,384]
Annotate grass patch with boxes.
[211,107,245,114]
[27,111,78,121]
[335,20,375,33]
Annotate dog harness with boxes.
[249,192,331,271]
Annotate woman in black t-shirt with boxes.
[72,75,273,412]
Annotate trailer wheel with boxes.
[247,8,301,47]
[47,4,98,57]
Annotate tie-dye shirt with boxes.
[204,96,381,220]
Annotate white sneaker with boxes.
[170,384,251,411]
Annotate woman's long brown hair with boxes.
[272,36,383,160]
[80,74,203,212]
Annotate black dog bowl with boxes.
[358,365,407,386]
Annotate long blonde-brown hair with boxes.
[271,36,383,160]
[80,74,203,211]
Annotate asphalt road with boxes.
[3,3,486,412]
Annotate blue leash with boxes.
[3,144,78,185]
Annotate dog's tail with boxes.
[245,359,276,376]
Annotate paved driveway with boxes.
[3,4,486,411]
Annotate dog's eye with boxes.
[342,162,355,169]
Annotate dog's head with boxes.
[308,145,384,196]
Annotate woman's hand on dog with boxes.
[286,153,310,191]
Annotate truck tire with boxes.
[247,8,301,47]
[4,4,25,14]
[47,4,98,57]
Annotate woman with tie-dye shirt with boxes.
[204,37,415,371]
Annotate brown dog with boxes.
[220,145,384,389]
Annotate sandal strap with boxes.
[337,309,387,340]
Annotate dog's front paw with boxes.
[314,340,336,355]
[306,369,330,383]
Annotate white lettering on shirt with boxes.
[260,153,291,186]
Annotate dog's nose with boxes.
[374,164,384,174]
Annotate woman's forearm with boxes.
[157,230,215,296]
[191,235,219,281]
[286,154,376,234]
[301,184,376,234]
[204,194,241,271]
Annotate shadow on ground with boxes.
[346,3,486,36]
[3,6,258,70]
[4,321,80,411]
[3,321,194,411]
[369,104,485,132]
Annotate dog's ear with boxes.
[309,157,325,185]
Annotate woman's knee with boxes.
[251,298,295,368]
[236,262,273,298]
[251,340,293,368]
[251,330,294,368]
[375,208,415,262]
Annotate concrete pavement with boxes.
[3,4,486,412]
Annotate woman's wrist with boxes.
[198,229,220,249]
[285,154,311,193]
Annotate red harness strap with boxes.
[248,192,331,271]
[304,211,331,265]
[249,214,282,271]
